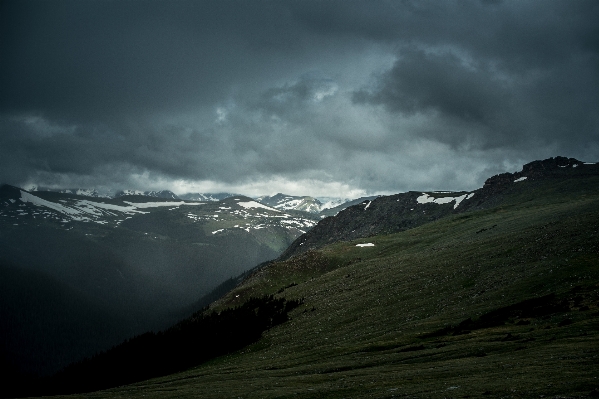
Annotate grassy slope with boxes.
[46,177,599,399]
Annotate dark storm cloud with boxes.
[0,0,322,122]
[1,0,598,195]
[351,1,599,151]
[353,45,599,150]
[353,48,512,141]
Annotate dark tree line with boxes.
[28,295,302,397]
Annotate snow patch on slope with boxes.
[19,191,204,226]
[318,197,352,211]
[238,201,280,212]
[123,201,203,208]
[20,191,82,215]
[416,192,473,210]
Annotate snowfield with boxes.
[123,201,203,208]
[238,201,280,212]
[20,191,82,215]
[16,191,207,226]
[416,192,474,210]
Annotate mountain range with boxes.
[26,187,364,215]
[3,156,599,398]
[256,193,380,216]
[25,186,231,201]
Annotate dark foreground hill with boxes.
[30,158,599,399]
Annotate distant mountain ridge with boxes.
[26,186,112,198]
[19,188,368,213]
[255,193,376,215]
[255,193,323,213]
[179,192,238,201]
[114,189,179,199]
[317,195,379,217]
[23,187,240,202]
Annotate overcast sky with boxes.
[1,0,598,197]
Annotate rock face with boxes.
[520,156,585,178]
[483,157,586,188]
[466,156,592,210]
[280,157,598,260]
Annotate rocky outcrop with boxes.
[466,156,594,210]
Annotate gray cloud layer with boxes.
[1,0,598,196]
